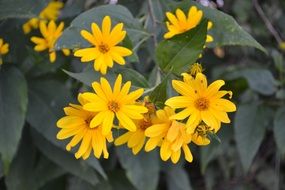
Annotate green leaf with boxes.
[0,66,28,173]
[31,129,100,186]
[234,104,273,172]
[166,165,193,190]
[240,69,277,95]
[273,106,285,155]
[155,19,207,74]
[175,0,267,53]
[114,68,149,88]
[0,0,48,19]
[149,74,171,108]
[116,147,160,190]
[200,139,221,174]
[56,4,149,50]
[5,128,65,190]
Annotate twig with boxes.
[253,0,283,44]
[147,0,158,46]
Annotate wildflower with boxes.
[191,123,214,146]
[23,1,64,34]
[56,94,113,160]
[81,74,148,136]
[164,6,214,44]
[0,38,9,65]
[74,16,132,74]
[114,97,157,155]
[31,20,70,63]
[165,72,236,134]
[145,107,193,164]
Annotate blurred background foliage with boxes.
[0,0,285,190]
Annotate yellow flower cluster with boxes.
[23,0,64,34]
[55,6,236,164]
[0,38,9,65]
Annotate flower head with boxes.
[164,6,214,44]
[81,74,148,136]
[114,97,157,155]
[189,63,203,76]
[145,107,193,164]
[165,73,236,134]
[23,1,64,34]
[0,38,9,65]
[31,20,70,63]
[74,16,132,74]
[56,94,113,160]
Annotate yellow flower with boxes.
[164,6,214,44]
[74,16,132,75]
[81,74,148,136]
[191,123,214,146]
[165,73,236,134]
[114,98,157,155]
[145,107,193,164]
[0,38,9,65]
[56,94,113,160]
[23,1,64,34]
[31,20,70,63]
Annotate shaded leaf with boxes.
[5,128,65,190]
[166,165,192,190]
[116,147,159,190]
[234,104,273,172]
[31,129,100,186]
[155,19,207,74]
[0,66,28,173]
[149,74,171,108]
[0,0,48,19]
[273,106,285,155]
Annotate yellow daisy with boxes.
[145,106,193,164]
[0,38,9,65]
[81,74,148,136]
[164,6,214,44]
[114,98,157,155]
[31,20,70,63]
[165,72,236,134]
[74,16,132,75]
[23,0,64,34]
[191,123,214,146]
[56,94,113,160]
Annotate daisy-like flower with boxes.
[114,98,157,155]
[191,123,214,146]
[145,106,193,164]
[56,94,113,160]
[74,16,132,75]
[81,74,148,136]
[0,38,9,65]
[23,0,64,34]
[165,72,236,134]
[31,20,70,63]
[164,6,214,44]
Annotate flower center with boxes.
[194,97,209,111]
[98,43,110,54]
[138,119,152,130]
[108,101,120,112]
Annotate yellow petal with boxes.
[49,51,56,63]
[83,102,107,112]
[114,131,132,146]
[170,107,193,120]
[102,16,111,40]
[75,132,92,159]
[172,80,196,97]
[89,111,108,128]
[145,136,161,152]
[92,130,103,158]
[102,111,114,135]
[165,96,192,109]
[116,111,137,131]
[171,149,181,164]
[127,130,144,148]
[182,144,193,163]
[132,136,145,155]
[111,46,132,56]
[66,129,85,151]
[213,99,236,112]
[145,124,168,137]
[160,140,171,161]
[81,30,97,45]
